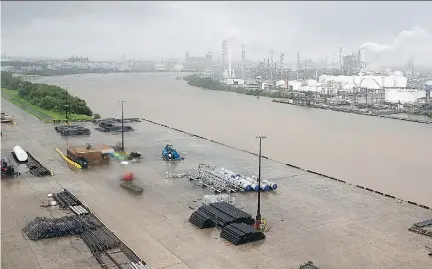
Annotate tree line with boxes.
[183,74,294,99]
[1,72,93,116]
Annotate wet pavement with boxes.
[2,100,432,269]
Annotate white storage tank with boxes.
[395,76,407,88]
[13,145,28,162]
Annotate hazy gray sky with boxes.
[1,1,432,65]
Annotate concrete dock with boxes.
[2,100,432,269]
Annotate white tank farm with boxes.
[13,145,28,162]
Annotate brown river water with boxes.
[40,72,432,207]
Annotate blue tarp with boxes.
[162,146,182,160]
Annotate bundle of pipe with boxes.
[220,168,252,191]
[130,261,152,269]
[199,167,242,192]
[80,226,120,253]
[222,168,277,191]
[250,175,278,190]
[23,215,99,240]
[220,222,265,245]
[222,168,265,191]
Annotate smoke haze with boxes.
[1,1,432,67]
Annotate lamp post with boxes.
[119,100,126,152]
[255,135,266,227]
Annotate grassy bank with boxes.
[183,74,294,99]
[1,71,96,122]
[1,88,93,122]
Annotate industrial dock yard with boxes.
[2,100,432,269]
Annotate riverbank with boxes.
[38,73,432,209]
[1,88,93,122]
[183,74,290,99]
[1,71,96,122]
[272,99,432,124]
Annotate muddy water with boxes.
[40,73,432,207]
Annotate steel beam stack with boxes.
[189,202,254,229]
[53,189,88,211]
[189,210,216,229]
[220,222,265,245]
[210,202,254,226]
[26,152,51,177]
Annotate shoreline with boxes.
[17,70,196,77]
[183,75,431,125]
[3,96,431,210]
[139,117,432,211]
[272,99,432,125]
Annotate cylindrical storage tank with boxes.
[383,76,395,88]
[13,145,28,162]
[395,76,407,88]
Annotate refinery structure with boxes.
[192,40,431,106]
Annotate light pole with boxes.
[119,100,126,152]
[255,135,266,227]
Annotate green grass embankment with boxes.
[1,88,92,122]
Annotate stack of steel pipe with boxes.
[210,202,254,225]
[80,226,120,253]
[55,125,91,136]
[189,209,216,229]
[120,244,141,263]
[26,152,51,177]
[53,189,82,208]
[202,194,233,206]
[190,202,254,229]
[250,175,278,191]
[23,215,98,240]
[131,261,152,269]
[299,261,320,269]
[220,222,265,245]
[189,165,277,193]
[70,205,89,215]
[220,168,252,191]
[221,168,278,191]
[195,205,232,227]
[190,165,245,193]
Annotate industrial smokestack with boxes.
[228,44,232,78]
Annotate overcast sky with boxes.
[1,1,432,66]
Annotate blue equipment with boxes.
[162,144,184,161]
